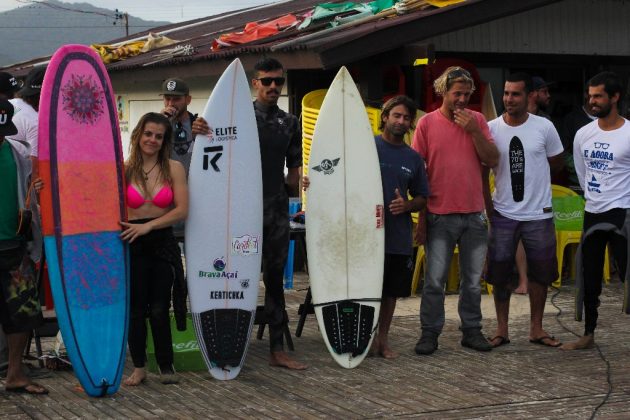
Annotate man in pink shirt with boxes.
[413,67,499,355]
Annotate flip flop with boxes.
[6,382,49,395]
[529,335,562,347]
[488,335,511,348]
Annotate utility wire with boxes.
[550,286,613,419]
[16,0,116,18]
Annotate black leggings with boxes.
[582,208,628,335]
[128,223,175,370]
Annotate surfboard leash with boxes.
[99,378,110,397]
[549,286,612,420]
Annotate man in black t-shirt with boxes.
[372,96,429,359]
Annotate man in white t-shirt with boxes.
[562,71,630,351]
[484,73,564,348]
[7,66,45,176]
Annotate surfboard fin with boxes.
[322,300,375,357]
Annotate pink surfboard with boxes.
[38,44,128,397]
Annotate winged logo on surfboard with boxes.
[312,158,340,175]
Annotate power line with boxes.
[16,0,115,18]
[0,26,155,29]
[15,0,131,31]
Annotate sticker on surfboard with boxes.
[376,204,384,228]
[312,157,340,174]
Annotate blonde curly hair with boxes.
[433,66,475,97]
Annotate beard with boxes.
[592,102,612,118]
[385,123,409,137]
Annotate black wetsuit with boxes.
[254,100,301,351]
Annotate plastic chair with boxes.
[410,245,460,295]
[551,184,610,287]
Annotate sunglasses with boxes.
[173,122,193,155]
[255,77,286,87]
[447,67,472,81]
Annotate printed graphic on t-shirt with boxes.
[583,141,613,194]
[509,136,525,202]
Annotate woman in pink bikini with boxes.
[120,112,188,386]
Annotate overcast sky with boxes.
[0,0,278,22]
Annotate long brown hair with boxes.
[379,95,418,131]
[125,112,173,195]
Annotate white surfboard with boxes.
[306,67,384,369]
[185,58,262,380]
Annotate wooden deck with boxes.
[2,275,630,419]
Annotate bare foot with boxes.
[123,368,147,386]
[560,335,594,351]
[379,346,400,359]
[269,351,308,370]
[368,338,380,357]
[514,285,528,294]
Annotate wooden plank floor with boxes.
[2,275,629,419]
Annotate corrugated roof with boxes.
[1,0,562,75]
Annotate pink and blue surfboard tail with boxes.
[45,232,129,396]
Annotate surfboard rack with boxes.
[320,300,376,357]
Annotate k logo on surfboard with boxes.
[203,146,222,171]
[312,158,340,175]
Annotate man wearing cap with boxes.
[0,98,48,395]
[512,75,554,294]
[7,66,46,172]
[412,66,499,355]
[0,71,21,378]
[528,76,553,119]
[159,77,197,176]
[159,77,198,241]
[1,68,51,383]
[0,72,20,101]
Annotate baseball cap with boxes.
[19,66,46,96]
[0,99,18,136]
[0,72,20,95]
[161,78,189,96]
[532,76,554,90]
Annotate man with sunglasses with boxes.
[412,66,499,355]
[562,71,630,350]
[193,57,306,370]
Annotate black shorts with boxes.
[382,253,414,298]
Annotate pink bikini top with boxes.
[126,184,174,209]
